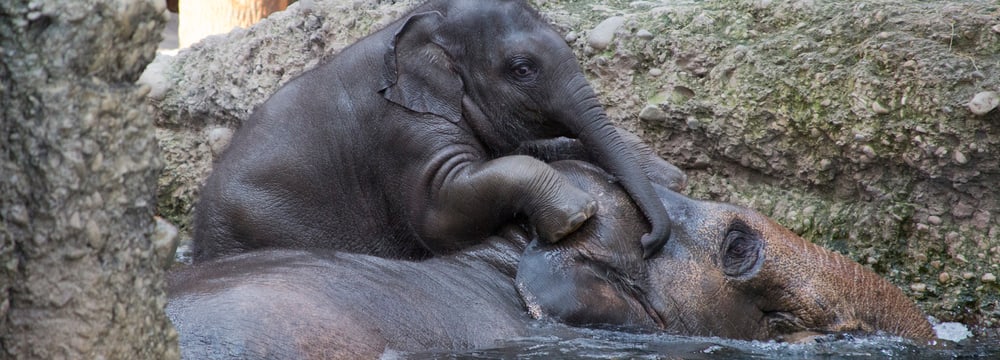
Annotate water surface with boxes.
[399,324,999,359]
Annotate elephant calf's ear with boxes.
[380,11,463,124]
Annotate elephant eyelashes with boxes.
[506,56,539,82]
[721,221,764,279]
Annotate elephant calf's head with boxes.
[516,161,935,342]
[382,0,672,254]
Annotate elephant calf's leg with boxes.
[421,155,597,251]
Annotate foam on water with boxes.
[934,321,973,342]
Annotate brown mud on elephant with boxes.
[190,0,675,262]
[168,161,934,359]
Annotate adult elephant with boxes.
[517,167,935,342]
[168,161,934,359]
[191,0,672,262]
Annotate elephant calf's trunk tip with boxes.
[641,226,670,259]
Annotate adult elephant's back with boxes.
[167,246,530,358]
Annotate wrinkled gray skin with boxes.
[168,231,532,359]
[169,161,932,359]
[191,0,673,262]
[517,166,936,343]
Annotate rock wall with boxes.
[1,0,178,358]
[146,0,1000,332]
[561,0,999,329]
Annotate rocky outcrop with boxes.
[567,0,1000,329]
[145,0,1000,331]
[1,0,178,358]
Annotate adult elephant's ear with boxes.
[380,11,463,124]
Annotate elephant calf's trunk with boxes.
[569,102,671,257]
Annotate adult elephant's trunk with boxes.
[758,228,935,341]
[558,80,670,257]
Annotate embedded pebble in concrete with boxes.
[938,272,950,283]
[564,31,578,42]
[152,217,179,267]
[636,29,654,40]
[983,273,997,283]
[137,54,174,100]
[954,150,968,165]
[639,104,667,122]
[206,127,234,157]
[968,91,999,115]
[871,100,890,114]
[588,16,626,50]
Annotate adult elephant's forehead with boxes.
[530,176,642,247]
[681,201,768,239]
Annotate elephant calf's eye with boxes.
[507,56,539,82]
[721,222,764,278]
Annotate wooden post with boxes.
[179,0,290,48]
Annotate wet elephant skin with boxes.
[517,164,936,342]
[168,232,531,359]
[169,161,934,359]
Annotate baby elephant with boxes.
[168,161,933,358]
[191,0,673,262]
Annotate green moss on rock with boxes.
[566,0,1000,330]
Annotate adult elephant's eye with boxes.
[507,56,539,82]
[721,221,764,278]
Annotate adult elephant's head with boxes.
[516,161,935,342]
[380,0,669,255]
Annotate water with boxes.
[399,324,1000,359]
